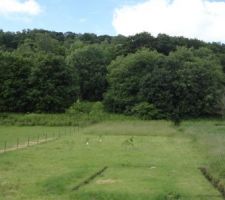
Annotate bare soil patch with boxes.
[96,179,119,185]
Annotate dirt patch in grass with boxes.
[96,179,119,185]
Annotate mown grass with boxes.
[0,126,76,150]
[0,120,224,200]
[82,120,176,136]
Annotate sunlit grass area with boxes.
[0,120,224,199]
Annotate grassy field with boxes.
[0,120,224,199]
[181,120,225,186]
[0,126,77,150]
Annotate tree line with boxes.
[0,29,224,119]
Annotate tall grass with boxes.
[181,119,225,189]
[0,112,134,126]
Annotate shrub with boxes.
[131,102,160,120]
[66,100,93,114]
[90,102,104,114]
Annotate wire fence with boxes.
[0,126,80,154]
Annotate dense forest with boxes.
[0,29,225,120]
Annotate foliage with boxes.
[67,44,110,101]
[67,101,105,120]
[104,49,164,113]
[105,47,225,119]
[0,52,32,112]
[131,102,160,120]
[90,101,104,114]
[66,101,94,114]
[0,29,225,116]
[29,54,79,112]
[0,51,78,113]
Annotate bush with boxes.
[89,102,105,120]
[66,100,93,114]
[66,101,105,115]
[90,102,104,114]
[131,102,160,120]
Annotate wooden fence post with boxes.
[17,138,19,149]
[4,141,7,152]
[28,137,30,146]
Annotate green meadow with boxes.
[0,119,225,200]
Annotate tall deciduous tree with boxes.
[0,52,32,112]
[67,44,110,101]
[105,48,225,118]
[104,49,165,113]
[30,54,79,112]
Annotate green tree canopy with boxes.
[67,44,111,101]
[30,54,79,112]
[0,52,32,112]
[105,48,225,118]
[104,49,165,113]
